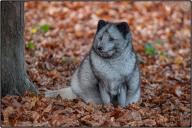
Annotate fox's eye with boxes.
[109,37,114,41]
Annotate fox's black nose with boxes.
[97,46,103,51]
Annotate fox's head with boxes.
[93,20,132,58]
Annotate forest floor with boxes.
[1,1,191,127]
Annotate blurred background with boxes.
[21,1,190,126]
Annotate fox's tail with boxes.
[44,87,77,100]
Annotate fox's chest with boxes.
[90,49,136,82]
[92,57,135,81]
[96,63,123,79]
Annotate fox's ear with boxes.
[96,20,108,33]
[116,22,130,38]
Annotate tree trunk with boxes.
[1,1,38,96]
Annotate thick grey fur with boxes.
[70,20,141,107]
[45,20,141,107]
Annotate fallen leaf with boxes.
[2,106,15,125]
[31,111,40,122]
[143,119,156,126]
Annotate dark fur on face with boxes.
[96,20,108,34]
[116,22,130,39]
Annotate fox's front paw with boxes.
[118,85,127,107]
[126,89,140,106]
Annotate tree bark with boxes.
[1,1,38,96]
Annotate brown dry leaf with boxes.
[42,104,52,114]
[81,114,106,127]
[174,56,184,65]
[75,31,84,38]
[52,109,68,115]
[102,117,121,127]
[116,110,142,124]
[31,111,40,122]
[11,98,22,108]
[85,103,95,113]
[127,103,141,110]
[22,96,39,110]
[1,97,11,106]
[47,70,60,79]
[179,119,191,126]
[51,115,79,127]
[110,107,123,119]
[179,106,190,112]
[142,119,156,126]
[42,42,60,49]
[155,114,168,125]
[2,106,15,125]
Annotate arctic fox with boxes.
[45,20,141,107]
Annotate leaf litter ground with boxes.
[1,1,191,127]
